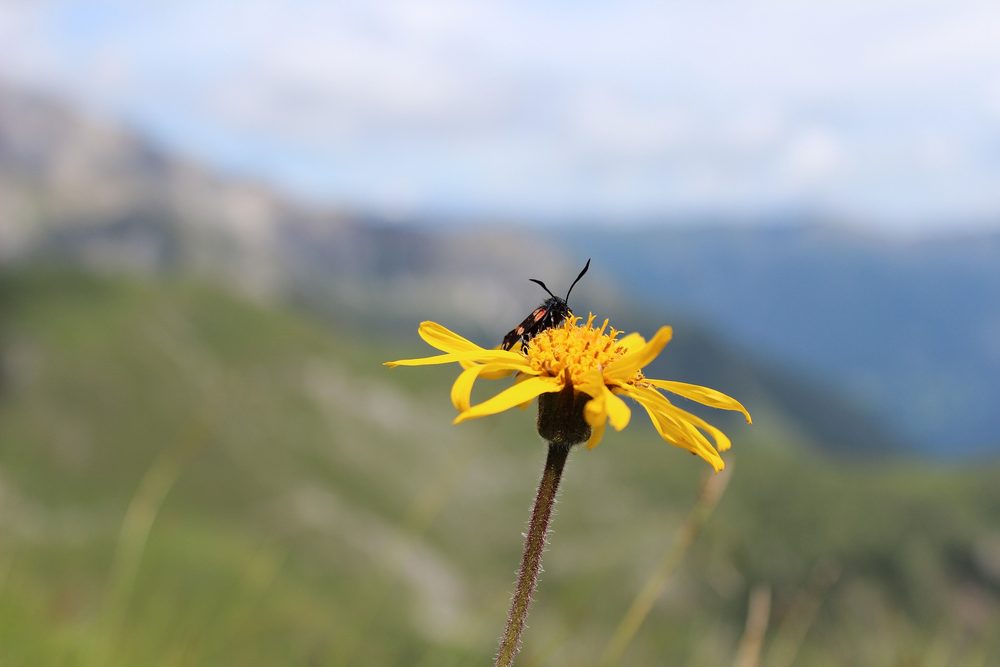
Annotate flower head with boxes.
[385,314,750,471]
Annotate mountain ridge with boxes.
[556,223,1000,454]
[0,83,974,455]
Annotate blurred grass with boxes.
[0,267,998,666]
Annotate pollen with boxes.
[525,314,629,386]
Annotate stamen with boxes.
[525,313,633,387]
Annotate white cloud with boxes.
[2,0,1000,226]
[783,128,844,184]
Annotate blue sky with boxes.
[3,1,1000,228]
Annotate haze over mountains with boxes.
[561,225,1000,454]
[2,84,997,455]
[0,85,576,327]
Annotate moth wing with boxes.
[501,306,549,350]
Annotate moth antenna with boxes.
[564,258,591,302]
[529,279,557,299]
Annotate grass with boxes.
[0,267,998,666]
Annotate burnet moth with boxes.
[501,258,591,351]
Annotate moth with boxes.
[501,258,591,351]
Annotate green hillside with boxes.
[0,268,998,666]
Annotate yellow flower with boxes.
[384,314,750,471]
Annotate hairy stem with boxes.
[495,442,571,667]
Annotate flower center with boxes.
[525,314,628,385]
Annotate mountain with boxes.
[558,224,1000,455]
[1,268,997,665]
[0,85,584,329]
[0,84,915,455]
[0,84,295,293]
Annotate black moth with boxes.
[501,258,591,351]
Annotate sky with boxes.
[3,1,1000,228]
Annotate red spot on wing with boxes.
[532,307,547,322]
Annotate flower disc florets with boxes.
[526,315,628,386]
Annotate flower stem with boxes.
[495,442,571,667]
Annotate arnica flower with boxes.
[385,313,750,471]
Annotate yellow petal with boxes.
[666,411,726,471]
[574,369,603,400]
[647,379,752,423]
[580,371,609,449]
[514,373,542,409]
[384,349,530,368]
[454,376,563,424]
[586,416,607,449]
[452,366,477,411]
[418,321,484,353]
[450,365,490,412]
[582,386,630,445]
[459,353,526,379]
[616,332,646,354]
[451,365,536,412]
[698,417,732,452]
[584,392,607,428]
[631,383,734,454]
[625,385,725,471]
[656,409,725,471]
[660,400,733,452]
[605,326,673,381]
[604,387,631,431]
[579,369,616,429]
[480,366,521,380]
